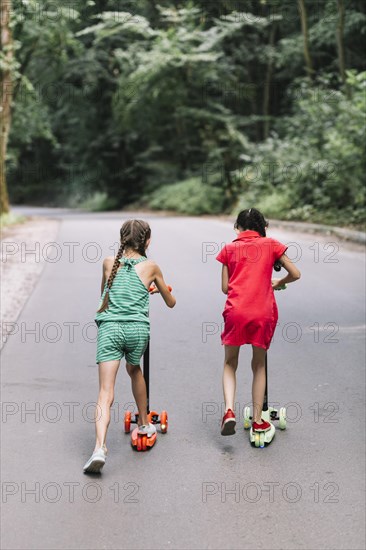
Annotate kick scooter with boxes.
[243,264,287,448]
[123,285,172,452]
[243,353,287,448]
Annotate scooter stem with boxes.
[263,353,269,412]
[143,341,150,414]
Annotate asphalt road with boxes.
[1,208,365,550]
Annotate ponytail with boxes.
[96,239,125,313]
[235,208,268,237]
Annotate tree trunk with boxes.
[263,22,276,140]
[0,0,13,215]
[298,0,314,81]
[336,0,350,98]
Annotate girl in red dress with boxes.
[216,208,301,435]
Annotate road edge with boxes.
[1,216,62,351]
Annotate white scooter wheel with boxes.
[279,407,287,430]
[243,406,251,429]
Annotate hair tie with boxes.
[249,208,252,214]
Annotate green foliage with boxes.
[77,192,119,212]
[236,71,366,225]
[0,212,27,229]
[147,178,225,215]
[5,0,366,225]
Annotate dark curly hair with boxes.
[234,208,268,237]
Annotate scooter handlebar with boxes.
[274,284,287,291]
[149,284,172,294]
[273,260,286,290]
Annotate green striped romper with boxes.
[95,256,150,365]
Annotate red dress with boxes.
[216,230,287,349]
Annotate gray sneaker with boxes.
[83,447,107,473]
[138,423,157,437]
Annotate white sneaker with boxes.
[138,423,157,437]
[83,447,107,473]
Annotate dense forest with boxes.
[1,1,365,225]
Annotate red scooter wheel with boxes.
[136,434,147,451]
[124,411,131,433]
[160,411,168,433]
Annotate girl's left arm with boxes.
[272,254,301,288]
[152,264,176,308]
[221,265,229,294]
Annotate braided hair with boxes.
[234,208,268,237]
[97,219,151,313]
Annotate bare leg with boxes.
[223,346,240,412]
[251,346,267,423]
[94,360,120,452]
[126,363,148,426]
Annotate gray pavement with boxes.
[1,208,365,550]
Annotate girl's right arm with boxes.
[221,265,229,294]
[152,264,176,308]
[100,257,113,295]
[272,254,301,289]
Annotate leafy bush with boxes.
[236,71,366,226]
[235,189,293,220]
[77,192,118,212]
[0,212,27,229]
[147,177,226,215]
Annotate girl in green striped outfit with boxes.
[83,219,176,473]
